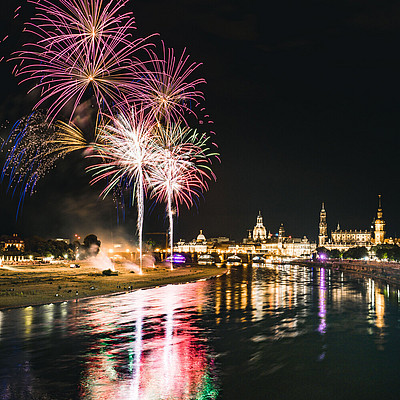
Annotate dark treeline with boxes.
[317,244,400,262]
[0,234,101,260]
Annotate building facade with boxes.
[1,234,25,252]
[318,195,386,251]
[248,215,315,258]
[318,203,328,247]
[374,195,385,245]
[253,211,267,241]
[174,230,208,254]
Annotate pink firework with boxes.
[131,42,206,125]
[149,124,217,269]
[13,0,152,121]
[89,105,157,273]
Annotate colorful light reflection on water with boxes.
[76,283,219,399]
[1,265,400,399]
[0,282,219,400]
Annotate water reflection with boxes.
[318,268,326,335]
[76,283,219,399]
[211,265,392,344]
[1,265,400,399]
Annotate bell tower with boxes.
[374,195,385,245]
[319,203,328,247]
[278,223,285,243]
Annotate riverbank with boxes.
[0,262,226,310]
[292,259,400,285]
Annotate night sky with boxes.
[1,0,400,244]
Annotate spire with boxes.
[336,221,340,231]
[376,195,383,220]
[374,194,385,244]
[257,211,263,225]
[319,202,328,246]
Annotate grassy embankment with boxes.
[0,262,226,309]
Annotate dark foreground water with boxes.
[1,264,400,400]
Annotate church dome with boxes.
[253,211,266,241]
[196,230,206,242]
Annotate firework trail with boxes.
[12,0,152,122]
[89,106,157,273]
[0,111,64,215]
[149,123,217,269]
[131,42,206,125]
[0,113,96,215]
[51,120,92,155]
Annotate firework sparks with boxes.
[89,106,157,273]
[131,42,206,125]
[149,123,217,269]
[0,111,64,215]
[51,120,92,155]
[0,113,97,216]
[2,0,219,269]
[12,0,152,121]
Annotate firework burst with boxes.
[2,0,219,270]
[89,106,157,273]
[1,111,64,214]
[13,0,152,121]
[51,120,93,155]
[149,123,217,269]
[0,112,97,216]
[131,42,206,125]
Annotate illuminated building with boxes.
[373,195,385,245]
[331,223,371,246]
[318,203,328,247]
[252,211,267,241]
[175,213,315,259]
[318,195,388,251]
[0,234,25,252]
[246,217,315,258]
[174,230,208,253]
[54,238,70,245]
[260,234,315,258]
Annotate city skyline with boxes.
[1,0,400,241]
[0,195,390,247]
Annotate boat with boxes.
[226,255,242,266]
[252,255,266,265]
[165,253,186,265]
[198,254,216,265]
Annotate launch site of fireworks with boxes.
[1,0,400,399]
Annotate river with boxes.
[1,264,400,399]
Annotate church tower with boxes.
[278,223,285,243]
[318,203,328,247]
[374,195,385,245]
[253,211,267,241]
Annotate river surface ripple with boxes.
[1,264,400,399]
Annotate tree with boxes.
[81,234,101,258]
[23,236,73,259]
[343,246,368,260]
[373,245,400,261]
[328,249,342,259]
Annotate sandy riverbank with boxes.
[0,262,226,310]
